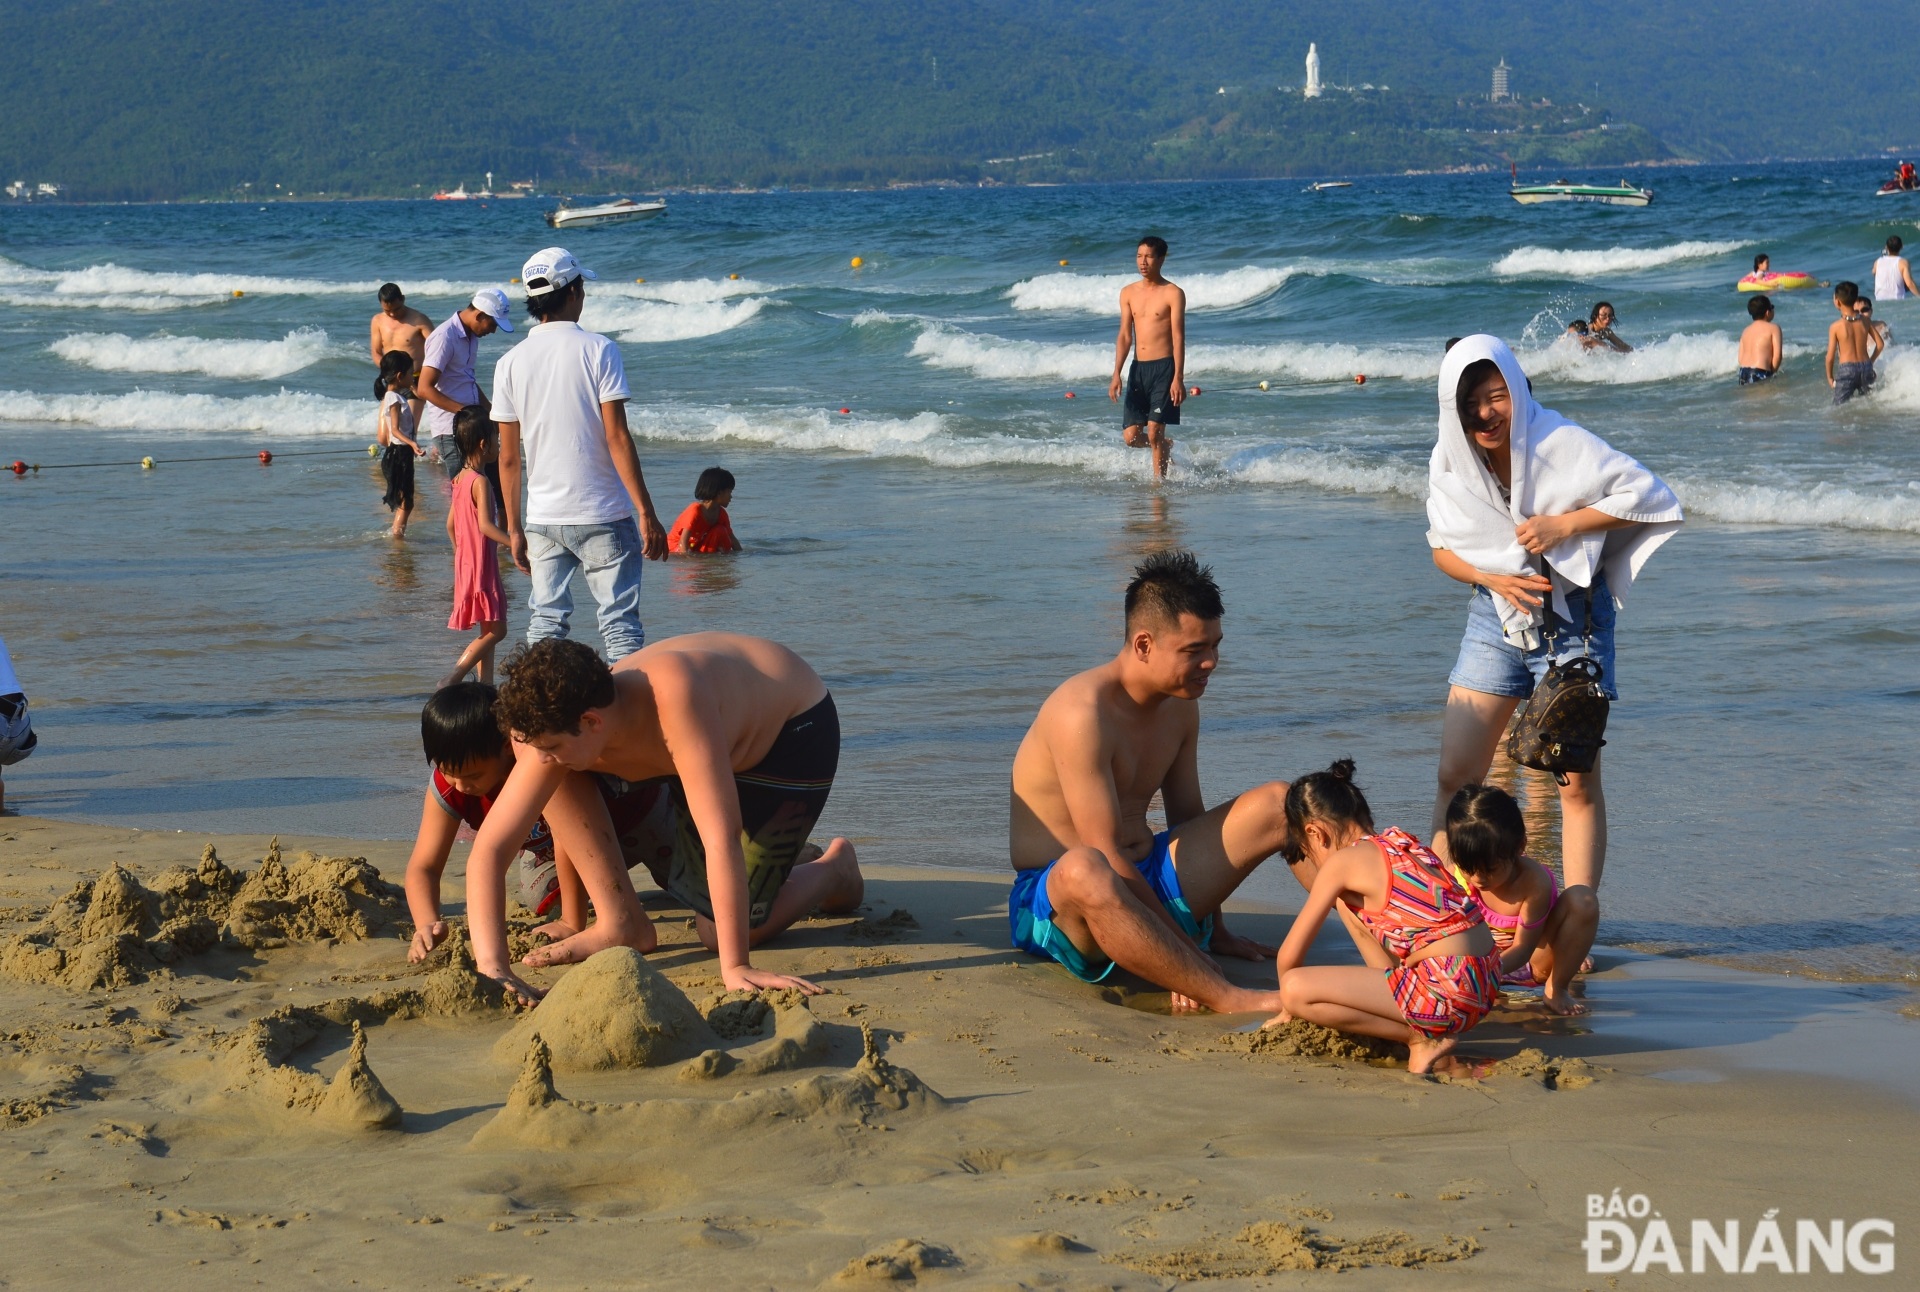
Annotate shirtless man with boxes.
[1736,295,1782,384]
[1827,281,1882,404]
[469,635,863,1002]
[369,283,433,428]
[1009,550,1295,1014]
[1108,236,1185,480]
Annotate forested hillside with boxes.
[1,0,1910,199]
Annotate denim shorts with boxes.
[1447,573,1618,701]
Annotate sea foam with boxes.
[0,388,372,437]
[1492,240,1747,279]
[1007,266,1295,313]
[582,297,767,344]
[49,328,342,380]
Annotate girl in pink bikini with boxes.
[1442,783,1598,1017]
[1269,760,1499,1076]
[442,407,509,688]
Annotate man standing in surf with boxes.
[1108,236,1185,480]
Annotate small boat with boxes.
[1509,179,1653,207]
[432,184,471,201]
[1308,181,1352,191]
[545,197,668,229]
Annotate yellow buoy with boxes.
[368,443,379,457]
[1059,259,1069,266]
[231,290,244,298]
[729,273,741,280]
[511,277,520,283]
[850,256,864,269]
[635,278,646,284]
[141,456,154,470]
[1258,380,1270,391]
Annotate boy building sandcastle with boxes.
[403,682,675,959]
[667,467,743,555]
[1826,281,1882,404]
[1008,550,1293,1013]
[1737,295,1782,384]
[1107,236,1186,480]
[465,635,863,1002]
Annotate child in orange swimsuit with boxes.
[1268,759,1500,1075]
[1442,784,1599,1017]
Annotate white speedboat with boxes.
[1509,179,1652,207]
[545,198,668,229]
[1309,181,1352,191]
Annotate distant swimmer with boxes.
[1737,296,1782,384]
[1568,302,1632,353]
[1108,235,1185,480]
[370,283,434,428]
[1873,235,1918,301]
[1827,281,1882,404]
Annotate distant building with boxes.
[1492,58,1512,102]
[1305,43,1323,98]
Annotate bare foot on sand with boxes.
[1543,993,1590,1017]
[480,965,544,1008]
[530,919,579,945]
[813,838,864,914]
[1170,992,1206,1014]
[521,913,658,967]
[1407,1033,1459,1075]
[1260,1009,1295,1030]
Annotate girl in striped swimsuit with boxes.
[1269,760,1500,1075]
[1442,783,1598,1017]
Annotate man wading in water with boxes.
[1109,236,1186,480]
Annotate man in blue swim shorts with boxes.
[1008,550,1300,1013]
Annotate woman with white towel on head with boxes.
[1425,335,1682,1010]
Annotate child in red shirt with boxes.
[666,466,743,555]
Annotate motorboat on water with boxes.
[545,197,668,229]
[1308,181,1352,191]
[432,184,470,201]
[1509,179,1653,207]
[1875,181,1919,197]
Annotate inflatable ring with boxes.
[1739,272,1818,292]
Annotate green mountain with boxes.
[1,0,1911,200]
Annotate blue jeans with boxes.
[524,518,646,660]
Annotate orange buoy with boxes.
[1065,391,1076,399]
[258,450,273,464]
[1354,373,1367,385]
[839,407,850,415]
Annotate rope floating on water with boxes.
[7,446,375,475]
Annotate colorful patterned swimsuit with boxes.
[1451,860,1559,987]
[1342,828,1501,1039]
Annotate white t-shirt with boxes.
[491,321,634,526]
[380,390,415,444]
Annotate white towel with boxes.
[1426,335,1683,647]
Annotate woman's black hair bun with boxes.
[1327,757,1357,782]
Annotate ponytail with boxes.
[1281,758,1375,864]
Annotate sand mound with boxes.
[679,1001,832,1081]
[1112,1220,1480,1277]
[1486,1047,1600,1090]
[473,1025,946,1152]
[1223,1020,1404,1064]
[223,1014,403,1131]
[493,947,717,1072]
[847,909,920,942]
[0,842,408,990]
[837,1238,958,1281]
[1,1063,95,1127]
[702,986,813,1038]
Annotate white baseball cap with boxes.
[521,247,598,297]
[470,287,514,333]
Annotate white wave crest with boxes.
[1492,240,1747,279]
[583,297,766,343]
[49,328,341,379]
[1855,347,1920,411]
[1219,444,1426,497]
[902,321,1436,383]
[0,256,491,309]
[1521,331,1748,384]
[1673,477,1920,534]
[1007,266,1295,313]
[0,388,372,437]
[596,277,774,303]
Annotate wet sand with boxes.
[1,815,1914,1289]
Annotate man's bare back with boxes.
[1737,319,1782,371]
[1010,660,1199,871]
[371,303,433,368]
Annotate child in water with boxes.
[1269,760,1499,1075]
[375,350,424,538]
[1441,784,1598,1016]
[442,406,508,688]
[1737,295,1782,384]
[666,466,743,555]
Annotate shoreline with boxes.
[1,815,1914,1287]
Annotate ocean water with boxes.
[1,164,1916,985]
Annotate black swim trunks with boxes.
[1123,356,1181,428]
[660,693,839,927]
[1738,367,1775,385]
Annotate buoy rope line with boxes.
[8,447,371,474]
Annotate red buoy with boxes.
[258,450,273,464]
[8,460,26,476]
[839,407,850,415]
[1065,391,1076,399]
[1188,386,1202,397]
[1354,373,1367,385]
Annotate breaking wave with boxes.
[1492,240,1748,279]
[49,328,342,379]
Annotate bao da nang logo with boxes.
[1584,1192,1895,1275]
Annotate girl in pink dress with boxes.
[443,408,509,687]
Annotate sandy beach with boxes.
[2,815,1912,1289]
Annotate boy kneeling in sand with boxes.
[403,682,676,959]
[472,635,863,1002]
